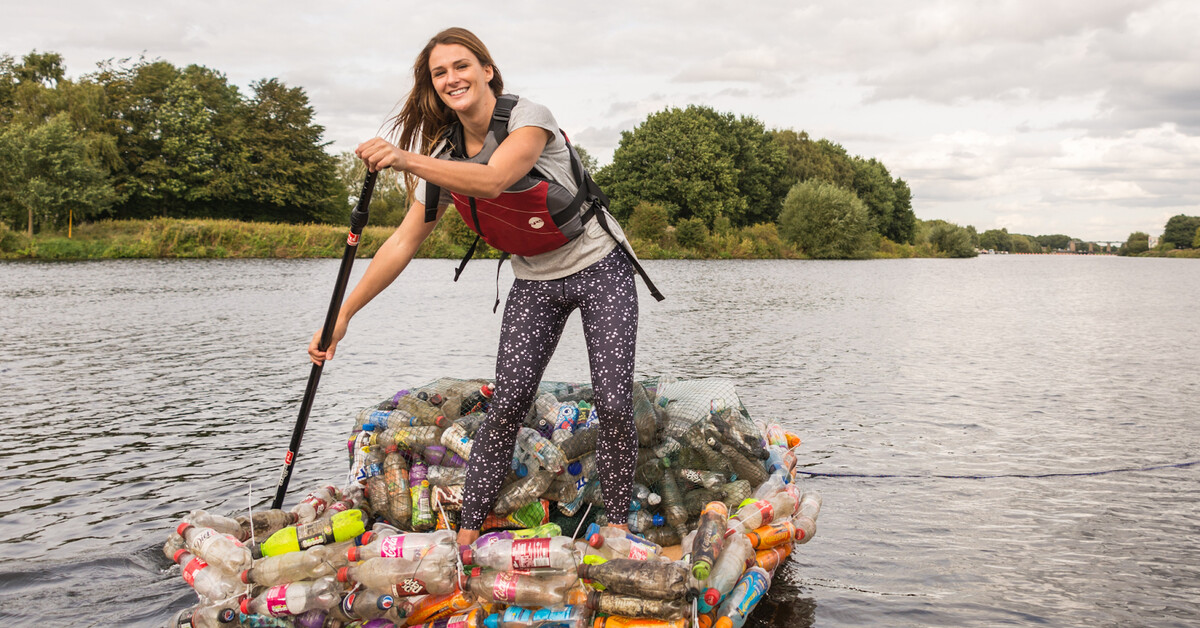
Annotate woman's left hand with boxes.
[356,138,408,172]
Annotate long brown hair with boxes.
[390,27,504,204]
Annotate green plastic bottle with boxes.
[259,509,365,557]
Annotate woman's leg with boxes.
[570,248,639,525]
[458,277,572,534]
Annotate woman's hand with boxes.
[308,316,349,365]
[356,138,408,173]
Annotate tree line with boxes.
[0,51,344,235]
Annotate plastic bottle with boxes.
[366,463,390,521]
[675,469,726,491]
[655,469,689,538]
[707,414,767,461]
[185,510,246,541]
[699,533,753,613]
[405,586,476,626]
[586,525,663,561]
[336,543,458,596]
[236,510,298,544]
[727,485,798,536]
[239,576,339,617]
[423,445,467,468]
[376,425,443,453]
[177,523,253,574]
[384,451,412,525]
[170,604,238,628]
[291,485,340,524]
[626,509,665,535]
[754,542,791,572]
[426,465,467,487]
[348,529,456,562]
[577,559,688,600]
[745,520,796,550]
[339,589,396,622]
[559,425,599,461]
[241,545,333,586]
[705,431,767,488]
[258,509,365,557]
[634,456,669,486]
[585,590,688,622]
[464,567,586,608]
[441,412,486,461]
[236,611,296,627]
[712,566,769,628]
[173,549,244,602]
[691,501,729,581]
[494,468,555,515]
[791,490,822,544]
[484,604,590,628]
[592,618,686,628]
[516,427,567,474]
[718,480,752,512]
[462,535,578,571]
[763,446,792,481]
[459,382,494,416]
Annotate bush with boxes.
[926,221,978,258]
[0,222,30,254]
[628,201,670,241]
[675,217,710,249]
[777,180,875,259]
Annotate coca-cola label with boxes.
[394,578,428,596]
[628,543,649,561]
[509,538,552,569]
[266,584,290,615]
[181,556,207,586]
[379,535,407,558]
[492,570,519,602]
[751,500,774,525]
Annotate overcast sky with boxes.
[7,0,1199,240]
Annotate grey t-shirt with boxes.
[415,97,628,281]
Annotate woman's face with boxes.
[428,43,494,113]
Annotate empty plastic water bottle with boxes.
[516,427,566,474]
[336,543,458,596]
[559,425,598,461]
[626,509,665,535]
[236,510,298,543]
[177,523,253,574]
[241,545,333,586]
[577,559,688,600]
[239,576,340,617]
[383,451,411,525]
[462,535,578,571]
[441,412,486,461]
[291,486,340,524]
[586,525,663,561]
[585,590,688,622]
[699,533,754,612]
[464,567,586,608]
[791,490,822,544]
[348,529,455,562]
[185,510,245,541]
[494,469,554,515]
[173,549,243,602]
[727,485,799,536]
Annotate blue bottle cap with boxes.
[515,463,528,478]
[652,513,665,526]
[568,461,583,476]
[484,614,500,628]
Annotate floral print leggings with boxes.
[460,247,640,529]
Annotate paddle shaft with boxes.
[272,172,377,510]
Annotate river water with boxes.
[0,255,1197,627]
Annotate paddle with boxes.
[271,171,377,510]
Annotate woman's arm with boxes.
[307,198,446,365]
[356,125,553,199]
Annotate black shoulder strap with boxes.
[424,124,460,223]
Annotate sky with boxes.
[5,0,1199,241]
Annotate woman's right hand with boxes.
[308,317,348,365]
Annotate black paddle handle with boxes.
[272,171,377,510]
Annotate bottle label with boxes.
[749,500,774,525]
[394,578,429,596]
[628,543,649,561]
[750,522,794,549]
[266,584,290,615]
[492,570,519,602]
[732,570,770,617]
[503,607,535,623]
[509,537,553,569]
[380,535,408,558]
[181,556,207,586]
[295,520,335,549]
[444,611,475,628]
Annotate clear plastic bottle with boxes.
[177,523,253,574]
[239,576,340,617]
[173,549,243,602]
[241,545,333,586]
[626,509,665,535]
[291,485,340,524]
[236,510,298,543]
[441,412,486,461]
[458,382,494,417]
[699,533,754,612]
[348,529,456,562]
[712,566,770,628]
[559,425,598,461]
[516,427,566,474]
[170,603,238,628]
[682,488,724,516]
[630,381,658,447]
[384,451,411,525]
[339,589,396,622]
[426,465,466,487]
[728,485,798,536]
[655,469,689,538]
[718,480,752,512]
[634,455,670,486]
[336,543,458,596]
[484,604,591,628]
[185,510,245,541]
[585,590,688,622]
[375,425,443,453]
[587,525,663,561]
[258,509,365,557]
[464,567,586,608]
[706,431,768,488]
[691,501,729,581]
[461,535,578,571]
[494,468,554,515]
[707,413,767,461]
[576,559,688,600]
[791,490,822,544]
[675,469,726,491]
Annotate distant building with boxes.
[1149,235,1160,248]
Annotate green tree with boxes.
[0,114,114,234]
[675,217,709,248]
[627,201,669,241]
[979,228,1013,252]
[1161,214,1200,249]
[692,108,789,226]
[574,144,598,174]
[595,106,741,227]
[1035,234,1071,251]
[923,220,978,258]
[1119,231,1149,256]
[778,180,874,259]
[1193,226,1200,249]
[335,151,407,226]
[769,129,856,191]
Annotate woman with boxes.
[308,27,657,548]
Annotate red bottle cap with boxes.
[239,598,250,615]
[347,546,360,562]
[587,533,604,548]
[175,522,192,536]
[704,587,721,606]
[240,569,252,584]
[359,531,375,545]
[429,394,445,406]
[172,548,188,564]
[336,566,350,582]
[482,383,494,397]
[459,545,473,566]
